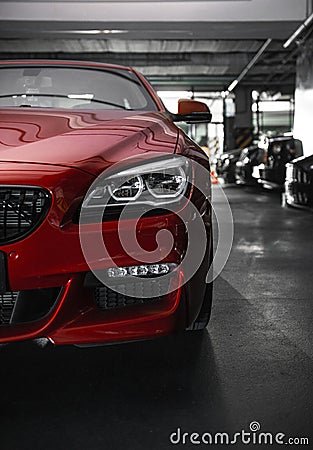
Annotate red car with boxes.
[0,60,213,346]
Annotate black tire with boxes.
[188,229,214,331]
[187,281,213,331]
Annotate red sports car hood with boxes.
[0,109,178,176]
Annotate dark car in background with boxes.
[215,148,242,184]
[255,136,303,189]
[235,144,264,185]
[284,154,313,210]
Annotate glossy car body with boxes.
[256,136,303,190]
[235,144,264,185]
[0,60,213,346]
[284,154,313,211]
[215,148,242,184]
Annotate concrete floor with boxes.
[1,185,312,449]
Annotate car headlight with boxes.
[82,156,190,210]
[285,163,295,182]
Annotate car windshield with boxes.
[0,65,158,111]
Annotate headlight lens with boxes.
[145,167,186,198]
[285,164,294,181]
[82,156,190,209]
[109,176,144,201]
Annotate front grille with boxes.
[294,167,309,184]
[0,186,51,244]
[0,291,18,324]
[286,166,313,206]
[95,278,170,310]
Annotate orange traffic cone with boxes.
[210,170,219,184]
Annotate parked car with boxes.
[283,154,313,210]
[235,144,264,185]
[215,148,242,183]
[255,136,303,189]
[0,60,213,346]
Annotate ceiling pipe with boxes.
[225,38,272,94]
[283,11,313,48]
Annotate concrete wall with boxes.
[294,38,313,156]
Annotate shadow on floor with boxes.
[0,328,229,450]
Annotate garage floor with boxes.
[1,186,312,449]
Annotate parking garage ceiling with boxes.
[0,0,312,91]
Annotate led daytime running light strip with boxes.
[107,263,177,278]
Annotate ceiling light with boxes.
[227,80,238,93]
[47,29,128,35]
[283,12,313,48]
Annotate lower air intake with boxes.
[0,287,61,326]
[95,278,170,310]
[0,291,18,325]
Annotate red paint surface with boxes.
[0,60,211,345]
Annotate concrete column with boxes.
[293,38,313,156]
[223,116,235,151]
[234,86,253,128]
[223,97,235,151]
[233,86,254,149]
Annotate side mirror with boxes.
[172,99,212,123]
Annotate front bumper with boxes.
[284,180,313,211]
[235,162,257,185]
[0,211,196,345]
[0,164,211,345]
[257,166,285,189]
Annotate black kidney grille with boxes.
[0,291,18,325]
[0,186,51,244]
[95,278,170,310]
